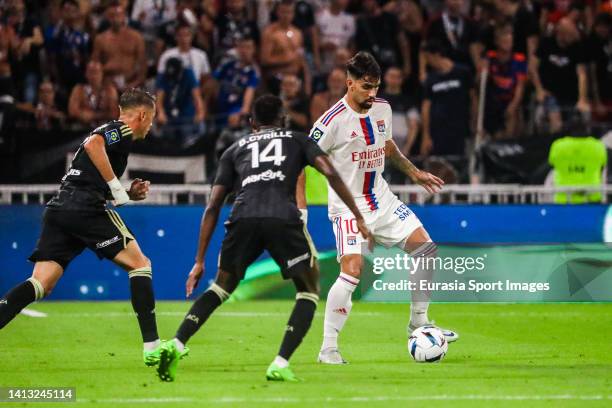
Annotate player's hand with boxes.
[356,217,375,252]
[186,262,204,298]
[107,177,130,206]
[128,178,150,201]
[411,170,444,195]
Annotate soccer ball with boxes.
[408,325,448,362]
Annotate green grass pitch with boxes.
[0,301,610,407]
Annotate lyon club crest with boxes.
[376,120,385,133]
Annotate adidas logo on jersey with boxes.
[333,307,348,315]
[350,131,358,139]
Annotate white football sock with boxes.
[409,241,437,327]
[273,355,289,368]
[321,272,359,350]
[143,339,160,351]
[173,338,185,352]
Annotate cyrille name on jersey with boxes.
[238,130,293,147]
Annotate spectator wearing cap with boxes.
[155,57,205,147]
[68,61,119,128]
[421,40,475,157]
[531,18,589,133]
[212,36,259,129]
[91,1,146,91]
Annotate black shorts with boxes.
[28,208,135,269]
[219,218,313,280]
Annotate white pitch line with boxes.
[39,311,383,318]
[77,395,612,404]
[20,308,48,318]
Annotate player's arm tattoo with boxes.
[385,139,420,179]
[195,185,228,264]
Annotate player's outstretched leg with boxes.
[405,229,458,343]
[319,255,361,364]
[113,241,162,365]
[0,261,62,329]
[158,272,236,382]
[267,266,319,382]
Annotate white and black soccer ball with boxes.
[408,325,448,362]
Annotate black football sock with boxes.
[0,278,44,329]
[278,293,318,361]
[128,267,159,343]
[175,283,230,345]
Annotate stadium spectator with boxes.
[68,61,119,128]
[488,0,539,62]
[420,0,482,82]
[482,24,527,139]
[587,13,612,122]
[260,0,310,95]
[130,0,177,74]
[212,36,259,129]
[310,68,346,123]
[279,73,309,132]
[379,66,420,158]
[155,0,200,50]
[91,2,146,91]
[421,41,474,157]
[155,57,205,147]
[315,0,355,75]
[6,0,43,105]
[194,0,218,53]
[157,24,212,89]
[531,18,589,133]
[45,0,91,98]
[17,80,66,132]
[214,0,259,63]
[0,7,15,98]
[390,0,425,88]
[355,0,411,78]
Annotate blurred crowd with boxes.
[0,0,610,166]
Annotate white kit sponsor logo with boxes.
[242,170,286,187]
[96,236,120,249]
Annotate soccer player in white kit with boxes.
[308,52,459,364]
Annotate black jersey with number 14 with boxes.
[214,127,326,222]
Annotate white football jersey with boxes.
[309,96,393,217]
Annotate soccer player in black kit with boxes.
[156,95,373,382]
[0,89,165,367]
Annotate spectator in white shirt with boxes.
[157,24,212,88]
[315,0,355,75]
